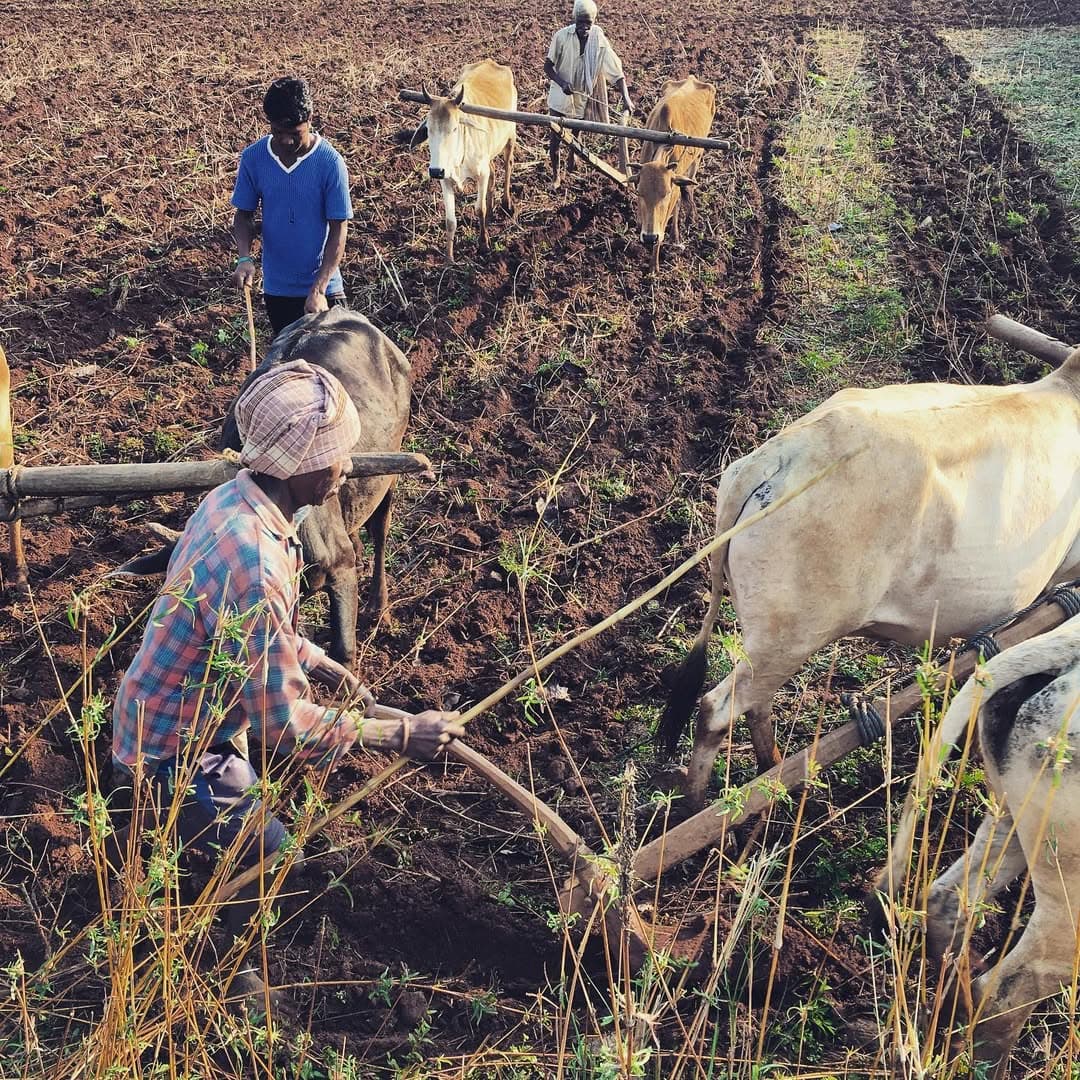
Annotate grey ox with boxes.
[660,345,1080,809]
[874,614,1080,1078]
[117,309,412,666]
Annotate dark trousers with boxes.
[264,293,349,338]
[112,746,289,937]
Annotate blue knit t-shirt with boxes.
[231,134,353,297]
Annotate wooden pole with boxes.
[985,314,1074,365]
[0,345,27,585]
[243,286,257,373]
[399,89,734,150]
[0,452,433,520]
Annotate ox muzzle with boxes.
[429,166,446,180]
[641,233,659,248]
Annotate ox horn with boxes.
[419,83,432,105]
[451,84,465,107]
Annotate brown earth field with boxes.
[1,0,1078,1076]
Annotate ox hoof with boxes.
[653,765,705,813]
[652,764,688,793]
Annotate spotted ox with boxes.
[659,345,1080,809]
[629,76,716,272]
[115,308,412,666]
[421,60,517,262]
[874,615,1080,1078]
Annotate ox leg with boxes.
[475,165,491,252]
[686,160,701,223]
[502,140,514,211]
[968,899,1075,1078]
[924,814,1025,967]
[363,485,394,625]
[549,126,562,187]
[441,178,457,262]
[682,662,785,810]
[326,566,360,667]
[672,198,683,248]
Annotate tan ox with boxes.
[874,616,1080,1078]
[660,346,1080,809]
[422,60,516,262]
[630,76,716,272]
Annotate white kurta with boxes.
[546,24,624,120]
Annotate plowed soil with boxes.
[1,0,1076,1072]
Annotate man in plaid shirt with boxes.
[113,358,460,1006]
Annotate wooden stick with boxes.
[399,90,734,150]
[243,286,257,372]
[0,452,433,509]
[0,345,26,585]
[555,124,628,185]
[985,314,1074,365]
[627,593,1075,886]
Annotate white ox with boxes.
[874,615,1080,1077]
[660,345,1080,808]
[629,76,716,272]
[422,60,516,262]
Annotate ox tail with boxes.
[109,540,178,578]
[656,549,727,755]
[656,459,755,756]
[872,624,1080,909]
[391,122,428,148]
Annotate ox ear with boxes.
[673,175,698,188]
[624,165,641,186]
[450,84,465,107]
[419,83,432,105]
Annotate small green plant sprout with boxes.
[468,986,499,1029]
[150,428,182,456]
[189,340,210,366]
[751,774,792,811]
[69,691,109,742]
[593,470,633,503]
[715,783,748,819]
[86,432,107,460]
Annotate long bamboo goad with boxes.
[216,455,848,902]
[243,286,257,372]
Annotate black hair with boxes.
[263,77,313,125]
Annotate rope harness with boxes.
[846,577,1080,746]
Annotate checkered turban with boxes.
[235,359,361,479]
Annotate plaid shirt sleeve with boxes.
[213,573,359,766]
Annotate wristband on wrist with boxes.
[236,255,254,266]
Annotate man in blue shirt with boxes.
[231,78,353,337]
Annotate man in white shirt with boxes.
[544,0,633,187]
